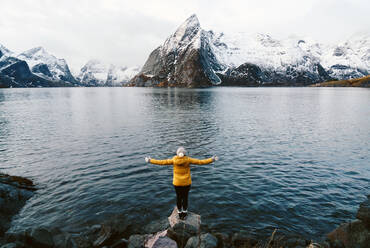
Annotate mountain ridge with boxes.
[0,44,139,87]
[129,14,369,87]
[1,15,369,88]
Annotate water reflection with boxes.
[147,88,219,157]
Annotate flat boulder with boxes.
[167,207,201,246]
[357,195,370,226]
[327,220,370,248]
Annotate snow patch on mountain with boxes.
[161,14,202,55]
[0,44,13,58]
[320,34,370,78]
[78,59,140,86]
[17,47,76,83]
[208,30,369,79]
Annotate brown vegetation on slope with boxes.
[310,75,370,87]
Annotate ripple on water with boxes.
[0,87,369,239]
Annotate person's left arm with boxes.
[145,157,173,165]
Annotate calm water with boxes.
[0,87,369,239]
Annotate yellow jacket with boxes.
[150,155,214,186]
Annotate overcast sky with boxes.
[1,0,369,72]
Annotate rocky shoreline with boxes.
[1,173,369,248]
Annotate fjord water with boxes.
[0,87,369,238]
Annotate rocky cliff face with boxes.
[130,15,369,87]
[130,15,222,88]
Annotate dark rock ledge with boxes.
[326,195,370,248]
[0,173,36,236]
[1,174,369,248]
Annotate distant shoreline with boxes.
[1,75,369,89]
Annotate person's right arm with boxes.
[146,157,173,165]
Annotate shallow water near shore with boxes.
[0,87,369,239]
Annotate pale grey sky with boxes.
[1,0,369,72]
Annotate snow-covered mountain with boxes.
[131,14,220,87]
[0,43,140,88]
[0,44,71,88]
[17,47,78,85]
[78,59,140,86]
[131,14,369,87]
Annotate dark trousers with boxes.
[174,185,191,211]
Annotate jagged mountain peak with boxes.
[162,14,202,53]
[178,14,200,31]
[25,46,46,54]
[0,44,12,58]
[132,14,221,87]
[19,46,57,62]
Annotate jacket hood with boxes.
[173,155,188,165]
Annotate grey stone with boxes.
[200,233,218,248]
[152,236,177,248]
[185,233,217,248]
[185,236,199,248]
[128,234,147,248]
